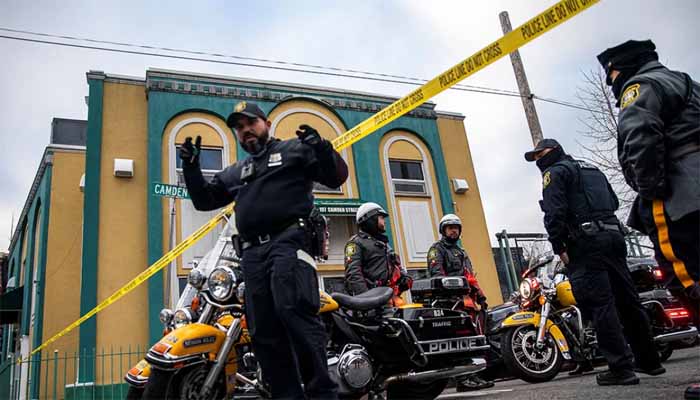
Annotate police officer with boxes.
[597,39,700,331]
[180,101,347,399]
[427,214,494,391]
[525,138,663,386]
[344,202,412,297]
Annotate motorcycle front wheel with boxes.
[385,379,448,400]
[142,364,225,400]
[502,325,563,383]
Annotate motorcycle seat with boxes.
[332,287,394,311]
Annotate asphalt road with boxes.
[438,347,700,400]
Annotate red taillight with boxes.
[653,268,664,280]
[666,308,690,319]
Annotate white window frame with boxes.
[389,159,428,196]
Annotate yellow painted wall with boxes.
[267,100,359,200]
[437,117,502,303]
[379,132,443,269]
[40,150,84,398]
[95,82,150,376]
[160,112,235,273]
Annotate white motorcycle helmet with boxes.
[356,202,389,225]
[438,213,462,236]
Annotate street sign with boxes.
[152,182,190,199]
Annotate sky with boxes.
[1,0,699,252]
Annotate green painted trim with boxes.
[29,162,52,400]
[20,198,40,335]
[79,77,104,382]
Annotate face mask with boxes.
[535,147,564,172]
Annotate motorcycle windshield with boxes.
[176,216,238,309]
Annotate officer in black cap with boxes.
[525,138,663,386]
[180,101,348,399]
[598,40,700,331]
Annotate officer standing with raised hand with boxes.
[179,101,348,399]
[525,138,663,386]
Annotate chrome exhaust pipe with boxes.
[654,327,698,343]
[383,358,486,387]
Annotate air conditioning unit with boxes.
[114,159,134,178]
[452,178,469,194]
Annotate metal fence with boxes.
[0,346,147,400]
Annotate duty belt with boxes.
[240,220,305,250]
[580,220,622,234]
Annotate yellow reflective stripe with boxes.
[653,199,695,288]
[331,0,600,151]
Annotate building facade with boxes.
[1,68,500,394]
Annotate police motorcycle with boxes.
[628,256,699,360]
[497,254,699,383]
[124,218,266,399]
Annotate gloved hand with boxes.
[180,136,201,165]
[477,295,488,310]
[296,124,326,151]
[686,282,700,301]
[398,274,413,293]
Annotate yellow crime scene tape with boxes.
[28,0,599,360]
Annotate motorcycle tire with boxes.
[142,368,172,400]
[385,379,448,400]
[501,325,563,383]
[657,343,674,362]
[142,365,224,400]
[125,385,144,400]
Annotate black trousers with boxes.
[638,201,700,329]
[567,230,660,372]
[242,228,337,399]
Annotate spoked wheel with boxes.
[502,325,563,383]
[176,365,225,400]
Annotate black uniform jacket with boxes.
[617,61,700,221]
[183,138,348,238]
[344,231,396,295]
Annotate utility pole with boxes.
[499,11,543,146]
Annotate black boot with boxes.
[596,369,639,386]
[569,361,594,376]
[634,362,666,376]
[456,375,495,392]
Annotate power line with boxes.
[0,26,522,96]
[0,29,603,114]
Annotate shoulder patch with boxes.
[345,242,358,258]
[428,247,437,260]
[543,171,552,189]
[620,84,641,109]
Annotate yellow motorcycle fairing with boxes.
[556,280,577,307]
[501,312,572,360]
[319,290,339,313]
[125,358,150,388]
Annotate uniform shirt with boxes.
[344,231,395,295]
[616,61,700,220]
[427,238,474,277]
[183,137,348,238]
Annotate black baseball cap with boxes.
[226,101,267,127]
[524,138,561,162]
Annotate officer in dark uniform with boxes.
[597,40,700,331]
[180,101,347,399]
[427,213,493,391]
[344,202,412,298]
[525,138,663,386]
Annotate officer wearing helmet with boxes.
[344,202,412,296]
[427,214,494,391]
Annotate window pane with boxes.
[394,182,426,194]
[405,162,424,180]
[176,147,223,170]
[389,160,403,179]
[313,182,342,193]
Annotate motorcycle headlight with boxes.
[159,309,174,327]
[237,282,246,303]
[519,280,532,299]
[208,267,236,301]
[173,308,193,328]
[188,269,206,290]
